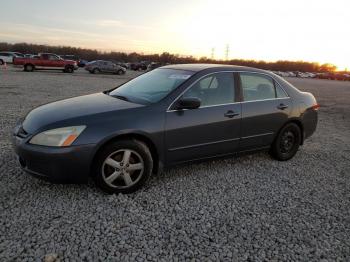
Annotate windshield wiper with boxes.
[112,94,130,102]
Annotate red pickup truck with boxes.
[13,53,78,73]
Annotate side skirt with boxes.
[165,145,271,168]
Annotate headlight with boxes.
[29,126,86,147]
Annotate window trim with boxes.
[273,79,289,98]
[167,70,290,112]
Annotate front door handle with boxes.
[224,110,239,118]
[277,103,288,110]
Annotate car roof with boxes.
[161,63,267,73]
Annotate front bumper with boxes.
[12,134,96,183]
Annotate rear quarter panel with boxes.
[298,92,318,139]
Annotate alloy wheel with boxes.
[102,149,144,189]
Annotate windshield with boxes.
[109,68,194,104]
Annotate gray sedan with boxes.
[85,60,126,75]
[13,64,318,194]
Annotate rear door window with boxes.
[240,73,276,101]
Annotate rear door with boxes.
[239,72,292,151]
[165,72,241,164]
[101,61,110,72]
[107,62,117,73]
[38,54,49,67]
[47,54,64,68]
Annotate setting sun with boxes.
[0,0,349,69]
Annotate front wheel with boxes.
[0,59,4,65]
[270,123,301,161]
[93,140,153,194]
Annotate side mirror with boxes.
[175,97,201,110]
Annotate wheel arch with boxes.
[274,119,304,145]
[90,133,160,176]
[24,63,35,69]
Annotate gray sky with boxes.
[1,0,349,69]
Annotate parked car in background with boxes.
[12,64,319,194]
[60,55,79,63]
[147,62,161,71]
[130,62,147,71]
[84,60,126,75]
[13,52,24,57]
[0,51,21,64]
[61,55,88,67]
[78,59,88,67]
[285,71,296,77]
[13,53,78,73]
[297,72,316,78]
[116,62,128,69]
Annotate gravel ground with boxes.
[0,66,349,261]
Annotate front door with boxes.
[239,72,292,151]
[165,72,241,164]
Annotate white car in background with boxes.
[298,72,316,78]
[286,71,296,77]
[0,51,22,65]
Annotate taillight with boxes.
[311,104,320,110]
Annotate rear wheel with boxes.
[93,140,153,194]
[24,64,34,72]
[93,68,100,74]
[64,65,74,73]
[0,59,4,65]
[270,123,301,161]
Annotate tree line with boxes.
[0,42,337,72]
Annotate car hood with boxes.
[23,93,142,134]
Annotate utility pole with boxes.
[225,44,229,61]
[211,48,215,60]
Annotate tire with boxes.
[117,69,124,75]
[24,64,34,72]
[64,65,74,73]
[270,123,301,161]
[93,139,153,194]
[0,59,4,65]
[92,68,100,74]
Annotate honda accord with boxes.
[12,64,319,193]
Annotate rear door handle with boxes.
[224,110,239,118]
[277,103,288,110]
